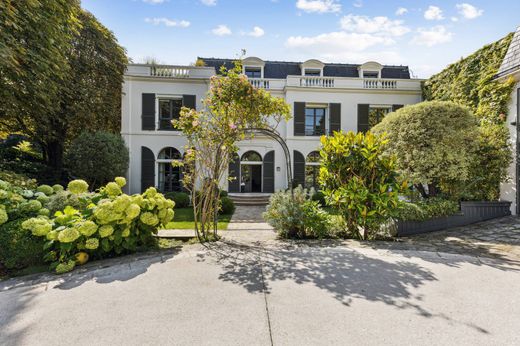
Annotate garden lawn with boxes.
[164,208,233,230]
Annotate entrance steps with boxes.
[228,193,272,206]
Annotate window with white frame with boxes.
[158,98,182,130]
[304,69,321,76]
[305,107,326,136]
[368,106,391,128]
[244,67,262,78]
[305,151,321,190]
[363,71,379,78]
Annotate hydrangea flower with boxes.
[46,230,59,241]
[0,208,8,225]
[140,212,159,226]
[98,225,114,238]
[37,194,50,204]
[85,238,99,250]
[105,182,122,197]
[36,184,54,196]
[67,180,89,194]
[52,184,64,192]
[0,190,7,200]
[113,195,132,213]
[21,190,34,199]
[38,208,50,216]
[121,227,130,237]
[58,227,81,243]
[144,187,157,198]
[125,203,141,219]
[22,217,53,236]
[115,177,127,187]
[22,199,42,213]
[162,208,174,224]
[77,221,98,236]
[55,260,76,274]
[166,199,175,209]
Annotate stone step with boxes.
[228,193,271,206]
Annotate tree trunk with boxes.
[46,140,64,172]
[414,184,429,199]
[427,183,438,198]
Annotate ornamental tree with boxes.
[319,131,403,240]
[173,60,291,242]
[372,101,479,199]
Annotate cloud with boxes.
[201,0,217,6]
[144,18,190,27]
[353,0,363,8]
[295,0,341,14]
[456,3,483,19]
[286,31,393,53]
[424,5,444,20]
[142,0,166,4]
[212,24,232,36]
[246,26,265,38]
[411,25,453,47]
[340,14,410,37]
[395,7,408,16]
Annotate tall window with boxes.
[305,108,326,136]
[368,107,391,128]
[159,98,182,130]
[305,151,321,190]
[244,67,261,78]
[157,147,182,192]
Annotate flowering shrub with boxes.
[22,178,174,274]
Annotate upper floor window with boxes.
[363,71,379,78]
[305,69,321,76]
[369,106,391,128]
[245,67,262,79]
[305,107,326,136]
[159,98,182,130]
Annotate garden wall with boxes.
[397,201,512,236]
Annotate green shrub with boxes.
[372,101,479,200]
[65,131,129,188]
[393,198,459,221]
[219,190,228,198]
[219,196,235,215]
[263,186,331,239]
[46,191,82,214]
[22,178,174,274]
[311,190,326,206]
[319,131,403,240]
[0,219,45,270]
[165,192,190,208]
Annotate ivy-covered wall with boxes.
[423,33,515,123]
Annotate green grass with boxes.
[164,208,233,230]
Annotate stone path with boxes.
[222,205,277,242]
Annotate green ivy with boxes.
[423,33,515,123]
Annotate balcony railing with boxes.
[298,76,335,88]
[248,78,286,90]
[286,75,422,90]
[126,64,215,78]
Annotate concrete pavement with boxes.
[1,236,520,346]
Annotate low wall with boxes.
[397,201,512,237]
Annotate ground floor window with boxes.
[368,106,391,128]
[305,151,321,190]
[157,147,182,192]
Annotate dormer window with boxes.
[305,69,321,76]
[363,71,379,78]
[245,67,262,79]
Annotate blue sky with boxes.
[81,0,520,78]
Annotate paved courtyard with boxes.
[1,207,520,345]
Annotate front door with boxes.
[241,164,262,193]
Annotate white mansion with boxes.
[121,57,423,195]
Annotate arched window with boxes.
[157,147,182,192]
[241,151,262,162]
[305,151,321,190]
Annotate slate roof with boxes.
[199,57,411,79]
[497,26,520,78]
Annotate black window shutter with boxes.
[294,102,305,136]
[182,95,196,109]
[142,93,156,130]
[293,150,305,188]
[228,154,240,193]
[263,150,275,193]
[357,104,370,133]
[329,103,341,134]
[392,104,404,112]
[141,146,155,192]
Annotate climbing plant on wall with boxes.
[422,33,515,200]
[423,33,514,124]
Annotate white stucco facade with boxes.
[121,59,423,195]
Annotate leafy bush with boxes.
[22,178,174,274]
[219,196,235,215]
[319,131,403,240]
[0,171,37,190]
[46,191,82,215]
[219,190,228,198]
[0,219,45,270]
[165,192,190,208]
[393,198,459,221]
[372,101,479,199]
[263,186,331,239]
[65,131,129,188]
[310,190,326,206]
